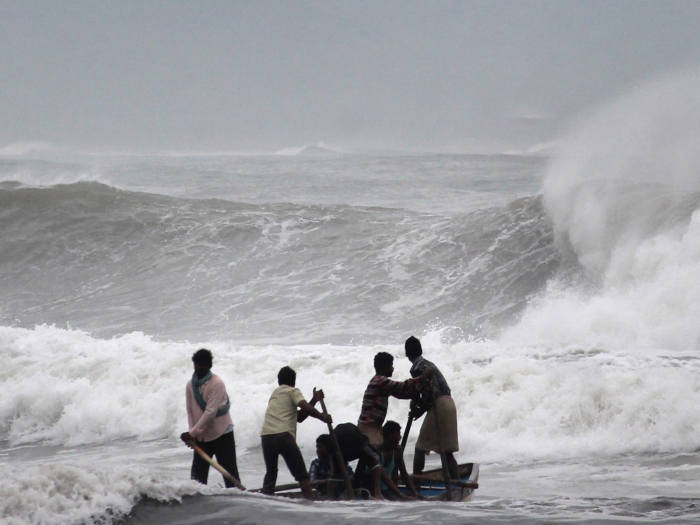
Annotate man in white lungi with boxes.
[405,336,459,479]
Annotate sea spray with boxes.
[503,69,700,351]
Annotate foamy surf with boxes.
[3,325,700,457]
[3,71,700,523]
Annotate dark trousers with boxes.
[191,431,241,488]
[261,432,309,494]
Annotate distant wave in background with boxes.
[0,181,558,343]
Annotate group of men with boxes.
[181,336,459,500]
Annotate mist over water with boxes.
[2,71,700,524]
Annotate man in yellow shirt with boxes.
[260,366,331,499]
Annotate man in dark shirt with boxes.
[405,336,459,479]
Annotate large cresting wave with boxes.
[0,181,559,343]
[503,68,700,352]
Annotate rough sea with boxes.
[3,85,700,524]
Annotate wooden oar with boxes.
[251,478,343,493]
[319,397,354,500]
[400,410,414,451]
[182,434,246,490]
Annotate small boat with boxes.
[264,462,479,501]
[405,462,479,501]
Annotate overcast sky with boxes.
[2,0,700,153]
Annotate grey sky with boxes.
[2,0,700,153]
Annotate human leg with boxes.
[446,451,459,480]
[212,431,242,488]
[190,438,216,484]
[190,450,210,484]
[261,434,281,494]
[278,433,312,499]
[413,448,426,474]
[357,442,383,499]
[371,466,384,499]
[436,396,459,479]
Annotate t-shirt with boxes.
[261,385,306,438]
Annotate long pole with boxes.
[188,439,246,490]
[319,397,354,500]
[400,411,414,451]
[251,479,341,493]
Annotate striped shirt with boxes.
[358,374,422,426]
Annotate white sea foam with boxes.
[503,68,700,351]
[3,325,700,462]
[0,460,203,525]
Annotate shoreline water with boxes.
[2,146,700,523]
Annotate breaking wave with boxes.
[0,181,559,343]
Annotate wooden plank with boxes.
[250,478,345,494]
[413,462,473,482]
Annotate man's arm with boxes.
[185,383,195,429]
[396,445,421,498]
[297,388,332,424]
[297,388,322,422]
[182,384,196,446]
[298,400,332,424]
[409,398,427,419]
[384,367,434,400]
[379,468,408,500]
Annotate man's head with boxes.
[382,420,401,448]
[316,434,331,460]
[373,352,394,377]
[404,336,423,361]
[278,366,296,387]
[192,348,213,378]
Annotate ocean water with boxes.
[3,78,700,523]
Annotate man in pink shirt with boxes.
[182,348,241,487]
